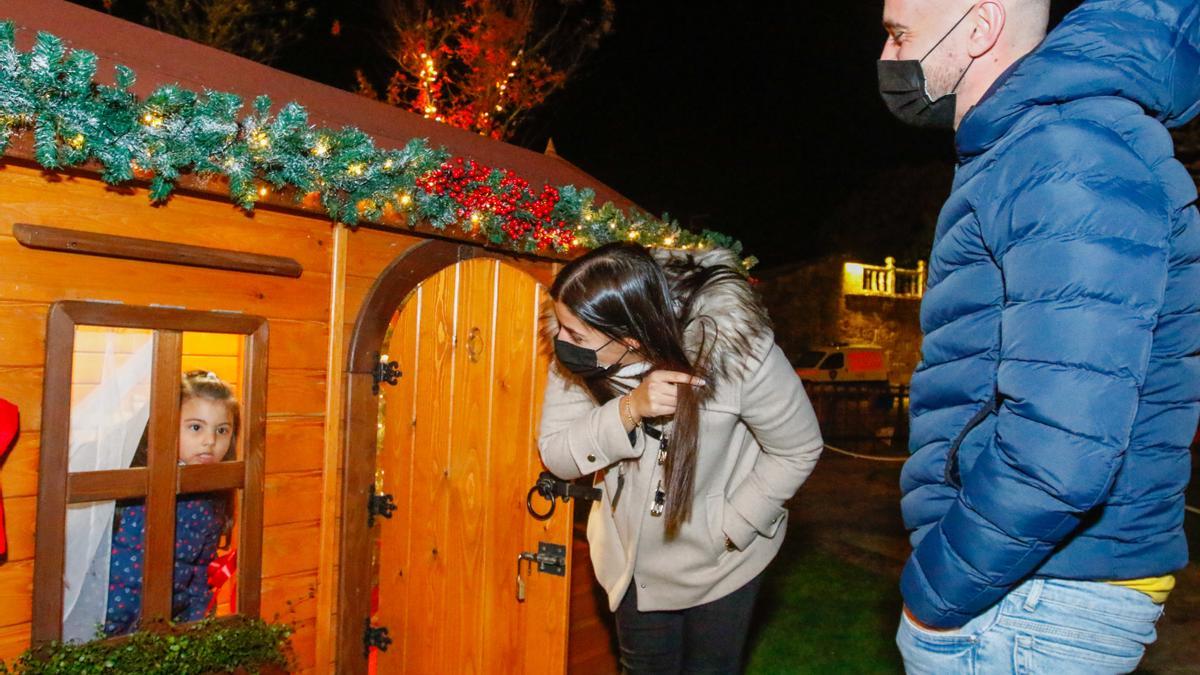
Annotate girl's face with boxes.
[178,397,234,465]
[553,301,641,367]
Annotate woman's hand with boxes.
[629,370,706,420]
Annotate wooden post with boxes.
[31,305,77,644]
[141,332,182,622]
[315,225,349,671]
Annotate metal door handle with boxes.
[526,471,602,521]
[466,326,484,363]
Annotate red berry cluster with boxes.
[418,157,575,249]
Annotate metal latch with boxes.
[367,485,397,527]
[363,620,392,658]
[515,542,567,601]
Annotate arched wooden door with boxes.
[369,257,573,674]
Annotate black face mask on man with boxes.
[877,6,976,130]
[554,337,632,379]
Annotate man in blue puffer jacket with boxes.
[878,0,1200,672]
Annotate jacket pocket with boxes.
[706,494,730,558]
[943,393,999,489]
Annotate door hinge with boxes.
[372,358,402,395]
[367,485,397,527]
[363,620,392,658]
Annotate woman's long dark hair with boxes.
[552,242,723,537]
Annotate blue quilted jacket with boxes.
[902,0,1200,628]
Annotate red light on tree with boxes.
[359,0,614,141]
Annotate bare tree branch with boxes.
[128,0,317,64]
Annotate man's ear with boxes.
[967,1,1006,59]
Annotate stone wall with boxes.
[756,255,844,359]
[756,255,924,383]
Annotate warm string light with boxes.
[0,24,751,262]
[491,50,522,121]
[0,113,32,127]
[418,51,440,120]
[249,130,270,150]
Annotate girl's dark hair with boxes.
[125,370,239,540]
[551,242,726,537]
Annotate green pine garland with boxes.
[0,22,756,268]
[0,617,292,675]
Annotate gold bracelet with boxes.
[622,395,637,428]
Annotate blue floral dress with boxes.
[103,495,225,635]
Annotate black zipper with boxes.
[944,391,1000,489]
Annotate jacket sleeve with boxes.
[901,121,1174,627]
[538,365,646,479]
[723,338,824,549]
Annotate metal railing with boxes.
[805,382,910,452]
[844,258,926,299]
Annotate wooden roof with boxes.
[0,0,636,216]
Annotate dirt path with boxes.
[786,449,1200,672]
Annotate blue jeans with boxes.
[896,578,1165,674]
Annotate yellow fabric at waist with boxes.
[1107,575,1175,604]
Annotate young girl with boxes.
[539,243,823,673]
[104,370,238,635]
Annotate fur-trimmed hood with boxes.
[542,247,773,390]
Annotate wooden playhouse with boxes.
[0,1,732,671]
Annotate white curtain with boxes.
[61,333,153,643]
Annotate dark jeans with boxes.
[614,572,765,674]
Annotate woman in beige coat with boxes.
[539,243,823,673]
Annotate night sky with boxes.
[69,0,1085,268]
[544,2,949,268]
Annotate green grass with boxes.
[745,548,904,674]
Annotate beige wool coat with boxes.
[538,249,824,612]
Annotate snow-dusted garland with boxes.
[0,22,753,265]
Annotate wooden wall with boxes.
[0,163,334,671]
[0,160,568,673]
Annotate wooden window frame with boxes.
[32,301,268,644]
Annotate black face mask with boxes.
[554,337,630,379]
[877,6,976,130]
